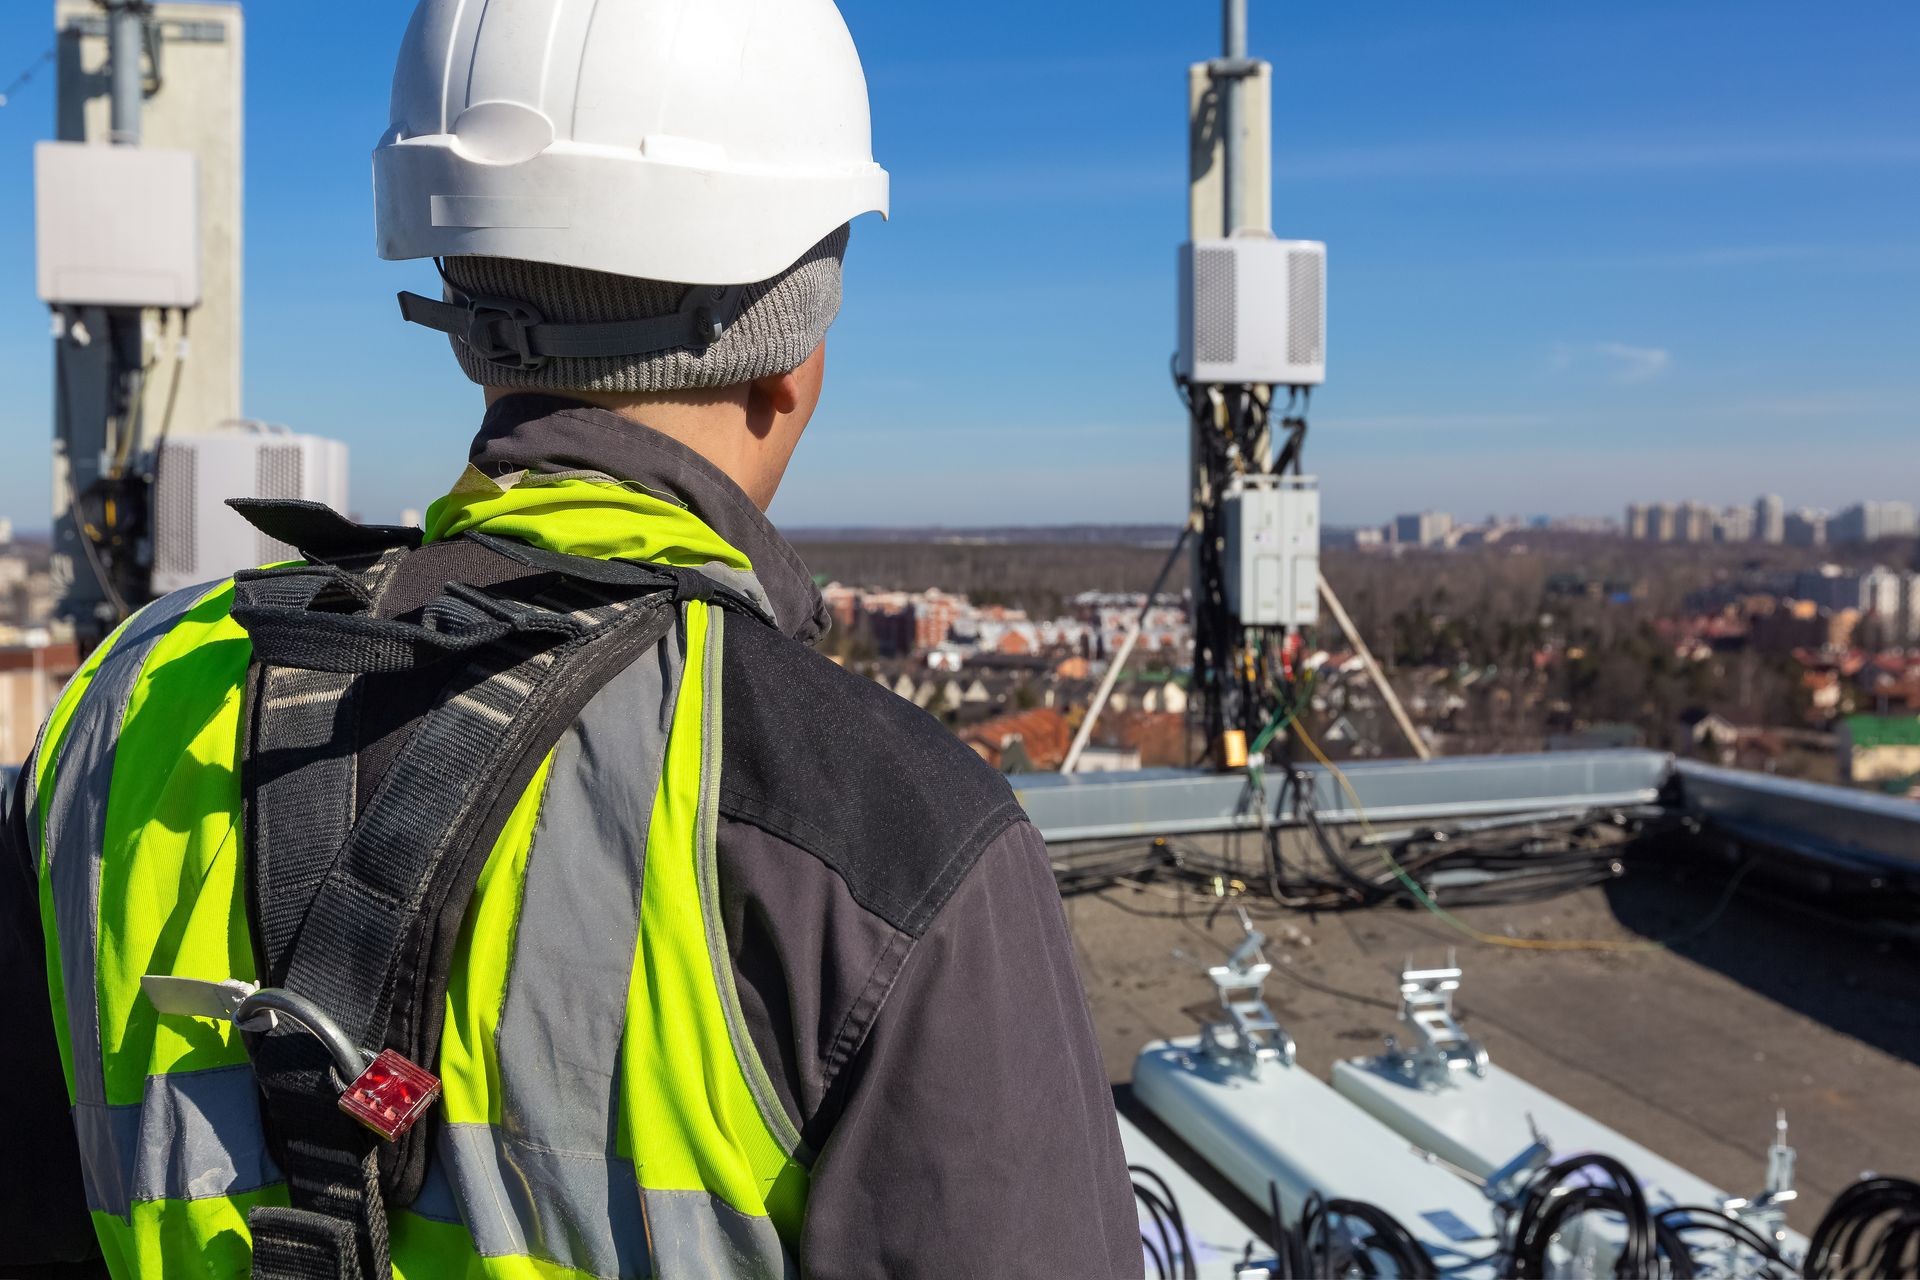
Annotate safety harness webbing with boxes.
[224,499,769,1280]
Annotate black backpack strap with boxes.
[229,510,684,1279]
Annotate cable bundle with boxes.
[1179,375,1314,758]
[1297,1193,1436,1279]
[1806,1176,1920,1279]
[1656,1205,1795,1279]
[1255,1184,1435,1280]
[1262,772,1645,914]
[1132,1165,1199,1280]
[1050,805,1645,916]
[1506,1153,1672,1279]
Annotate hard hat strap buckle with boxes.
[461,295,549,372]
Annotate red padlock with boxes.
[338,1048,441,1142]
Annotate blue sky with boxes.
[1,1,1916,530]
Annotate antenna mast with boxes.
[1177,1,1328,769]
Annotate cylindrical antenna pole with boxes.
[1220,0,1248,236]
[107,0,146,146]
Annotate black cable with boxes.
[54,328,133,623]
[1507,1154,1654,1279]
[1300,1192,1435,1280]
[1266,1180,1307,1280]
[0,42,57,107]
[1140,1217,1169,1280]
[1654,1213,1699,1280]
[1807,1176,1920,1279]
[1658,1206,1793,1278]
[1130,1166,1198,1280]
[1062,802,1643,919]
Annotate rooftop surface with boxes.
[1040,754,1920,1237]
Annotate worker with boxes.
[0,1,1140,1276]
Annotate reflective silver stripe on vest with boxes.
[696,608,806,1160]
[71,1064,282,1211]
[36,584,217,1217]
[472,624,687,1275]
[415,1131,795,1280]
[427,1123,645,1264]
[644,1188,797,1280]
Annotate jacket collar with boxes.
[468,394,830,645]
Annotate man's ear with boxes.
[750,368,803,418]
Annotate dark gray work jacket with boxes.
[0,394,1142,1280]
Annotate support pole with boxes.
[1064,622,1145,777]
[106,1,147,146]
[1220,0,1247,236]
[1318,574,1434,762]
[1063,525,1195,776]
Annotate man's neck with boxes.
[483,386,780,509]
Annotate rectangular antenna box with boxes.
[36,142,202,309]
[152,423,349,596]
[1224,475,1320,628]
[1177,237,1326,386]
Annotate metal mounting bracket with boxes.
[1377,951,1490,1090]
[1198,910,1296,1075]
[1724,1112,1799,1258]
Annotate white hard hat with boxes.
[374,0,890,287]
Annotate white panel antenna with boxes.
[35,142,202,309]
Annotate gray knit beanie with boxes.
[441,225,850,394]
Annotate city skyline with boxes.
[1625,494,1919,547]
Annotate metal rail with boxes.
[1677,760,1920,876]
[1017,750,1672,844]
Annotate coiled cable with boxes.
[1807,1176,1920,1279]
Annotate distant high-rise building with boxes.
[1626,504,1650,540]
[1680,501,1716,544]
[1715,506,1755,544]
[1754,494,1785,544]
[1785,510,1828,548]
[1831,500,1919,546]
[1553,515,1615,535]
[1651,502,1680,542]
[1861,566,1905,625]
[1393,511,1454,548]
[1796,565,1917,645]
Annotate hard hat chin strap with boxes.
[396,279,747,373]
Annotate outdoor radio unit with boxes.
[1223,475,1321,628]
[152,421,350,595]
[1177,237,1327,387]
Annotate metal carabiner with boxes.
[235,987,373,1082]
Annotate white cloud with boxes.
[1548,341,1672,382]
[1594,342,1673,383]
